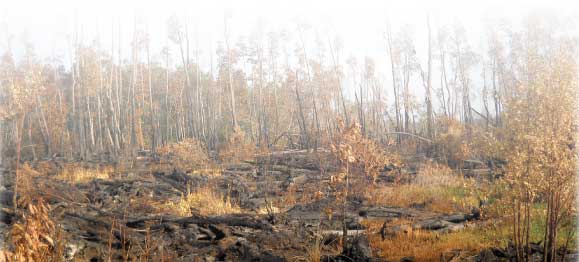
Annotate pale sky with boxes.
[1,0,578,108]
[2,0,577,62]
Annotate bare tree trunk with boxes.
[454,36,472,124]
[359,82,366,135]
[70,39,80,158]
[327,36,349,126]
[87,94,96,153]
[425,15,434,139]
[129,16,140,155]
[195,26,205,142]
[146,26,157,156]
[440,49,452,119]
[482,65,490,128]
[294,72,310,148]
[492,58,501,126]
[13,112,25,213]
[116,20,125,150]
[0,120,3,166]
[385,23,401,142]
[224,15,238,129]
[183,17,197,139]
[35,96,52,157]
[297,29,320,150]
[97,90,105,153]
[403,54,411,134]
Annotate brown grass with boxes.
[163,185,242,216]
[56,164,113,183]
[156,138,210,171]
[370,229,486,261]
[218,126,255,164]
[366,163,479,214]
[296,237,323,262]
[10,198,65,262]
[364,219,502,261]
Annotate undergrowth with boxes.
[163,185,242,216]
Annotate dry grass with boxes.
[367,185,468,213]
[280,185,297,207]
[10,198,66,262]
[291,235,339,262]
[366,163,479,213]
[56,164,113,183]
[413,163,457,186]
[364,219,502,261]
[369,229,487,261]
[0,250,15,261]
[218,126,255,164]
[163,185,242,216]
[297,238,323,262]
[19,163,43,177]
[256,203,281,215]
[156,138,210,171]
[188,166,222,177]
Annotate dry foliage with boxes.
[10,198,65,262]
[366,163,479,213]
[413,162,456,186]
[56,164,113,183]
[292,238,323,262]
[331,121,398,184]
[14,163,45,207]
[499,56,578,260]
[157,138,210,171]
[368,184,477,214]
[368,227,490,261]
[431,117,471,167]
[218,126,255,164]
[329,121,400,253]
[163,185,242,216]
[362,219,506,261]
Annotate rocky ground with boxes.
[0,150,576,261]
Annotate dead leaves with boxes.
[10,198,64,262]
[331,121,397,183]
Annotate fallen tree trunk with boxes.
[126,214,273,231]
[152,171,188,193]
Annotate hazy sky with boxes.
[1,0,578,105]
[3,0,577,62]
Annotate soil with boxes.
[0,150,572,261]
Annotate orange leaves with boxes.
[498,50,578,257]
[432,117,473,167]
[218,126,255,164]
[314,191,325,201]
[158,138,210,170]
[11,198,64,262]
[331,121,397,184]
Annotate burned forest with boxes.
[0,3,578,262]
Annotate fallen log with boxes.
[126,214,273,231]
[64,211,111,228]
[164,215,272,231]
[63,211,146,246]
[152,171,188,193]
[321,229,366,236]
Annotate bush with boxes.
[157,139,210,171]
[331,121,399,184]
[163,185,241,216]
[10,198,65,261]
[431,117,470,167]
[218,126,255,164]
[56,164,113,183]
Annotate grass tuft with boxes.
[56,164,113,183]
[366,163,479,213]
[164,185,242,216]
